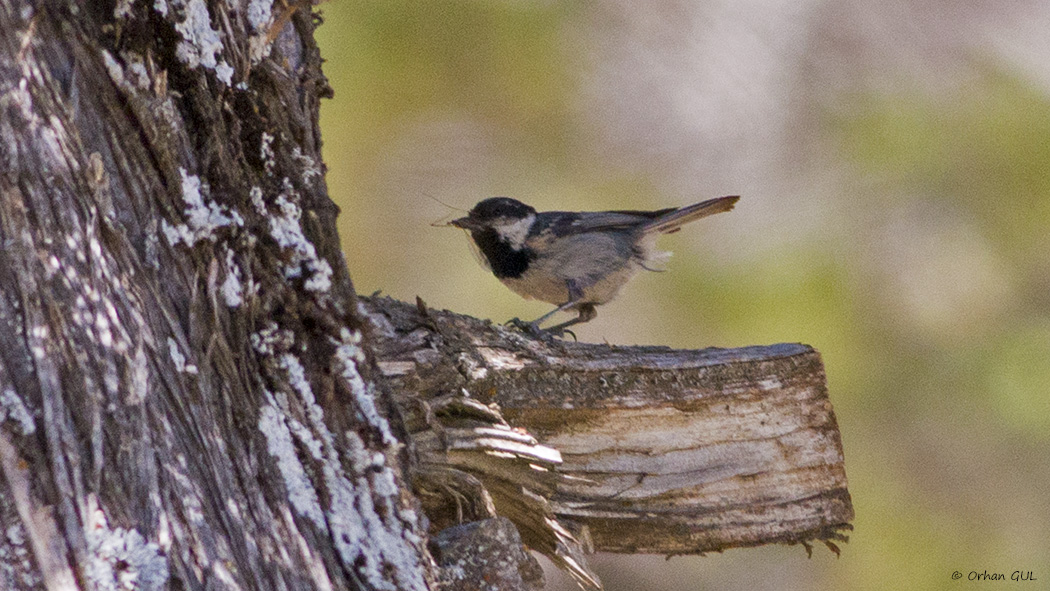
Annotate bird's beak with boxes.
[448,216,477,230]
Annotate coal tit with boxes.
[449,195,739,336]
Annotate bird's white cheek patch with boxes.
[496,214,535,250]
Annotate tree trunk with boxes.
[0,1,434,589]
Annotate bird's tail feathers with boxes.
[642,195,739,235]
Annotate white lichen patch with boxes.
[84,499,169,591]
[178,168,242,231]
[0,520,40,588]
[258,402,327,529]
[284,406,324,461]
[168,455,206,526]
[162,168,243,247]
[214,61,234,85]
[246,0,276,62]
[0,388,35,435]
[250,323,295,356]
[302,263,333,293]
[221,248,243,307]
[248,309,427,588]
[36,220,139,407]
[333,329,395,447]
[167,337,198,375]
[327,432,427,591]
[249,185,266,214]
[101,50,127,88]
[128,344,150,405]
[260,133,276,175]
[279,354,323,419]
[247,0,273,31]
[292,147,322,185]
[249,35,275,64]
[251,341,425,589]
[169,0,234,84]
[114,0,135,19]
[267,183,332,292]
[101,50,151,93]
[125,55,151,90]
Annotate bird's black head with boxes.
[466,197,536,223]
[449,197,537,234]
[449,197,537,279]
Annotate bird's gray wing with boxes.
[532,209,675,237]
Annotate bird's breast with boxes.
[500,232,643,306]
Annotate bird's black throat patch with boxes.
[471,229,534,279]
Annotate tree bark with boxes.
[0,1,432,589]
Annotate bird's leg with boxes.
[543,304,597,338]
[508,300,577,334]
[508,280,590,337]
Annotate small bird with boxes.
[449,195,739,336]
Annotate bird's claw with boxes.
[547,327,577,341]
[506,317,542,335]
[505,318,575,341]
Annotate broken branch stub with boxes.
[364,296,853,558]
[479,343,853,554]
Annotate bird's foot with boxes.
[545,327,577,341]
[506,317,543,335]
[505,318,575,341]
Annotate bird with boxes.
[448,195,739,336]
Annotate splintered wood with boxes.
[477,344,852,554]
[364,296,853,557]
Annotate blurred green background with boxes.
[315,1,1050,589]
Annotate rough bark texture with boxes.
[0,1,433,589]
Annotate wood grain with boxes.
[364,296,853,556]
